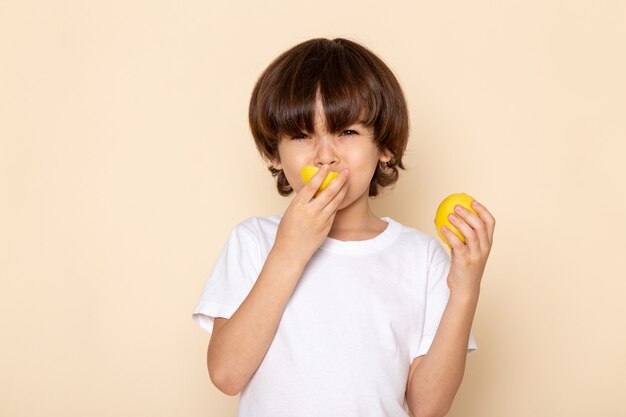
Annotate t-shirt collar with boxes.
[318,217,401,255]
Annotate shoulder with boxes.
[229,214,282,246]
[218,215,281,270]
[389,218,450,266]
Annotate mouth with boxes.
[300,165,340,191]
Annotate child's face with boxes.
[271,98,393,207]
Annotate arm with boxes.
[407,200,495,417]
[406,290,479,417]
[207,245,307,396]
[205,165,350,396]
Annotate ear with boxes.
[379,148,394,164]
[269,156,282,171]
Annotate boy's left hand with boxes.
[441,200,496,297]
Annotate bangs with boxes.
[257,43,382,139]
[249,38,409,197]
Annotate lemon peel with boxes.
[434,192,479,249]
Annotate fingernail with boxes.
[472,200,479,207]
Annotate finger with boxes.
[321,172,350,217]
[447,213,479,253]
[301,164,331,202]
[441,225,467,255]
[470,201,496,245]
[312,168,349,208]
[452,204,487,251]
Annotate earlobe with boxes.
[269,157,282,171]
[380,149,394,164]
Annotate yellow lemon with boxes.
[434,193,479,249]
[300,165,340,197]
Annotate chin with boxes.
[337,190,361,210]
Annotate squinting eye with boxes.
[291,133,309,140]
[342,130,358,136]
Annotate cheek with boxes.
[352,154,378,179]
[285,165,308,192]
[276,154,306,189]
[284,169,300,191]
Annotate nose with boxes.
[314,135,340,169]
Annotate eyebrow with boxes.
[285,119,371,137]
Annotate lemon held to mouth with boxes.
[434,193,479,249]
[300,165,340,197]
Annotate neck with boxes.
[328,189,382,234]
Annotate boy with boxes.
[193,37,495,417]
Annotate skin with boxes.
[268,96,497,416]
[208,51,498,408]
[269,96,394,241]
[405,201,495,417]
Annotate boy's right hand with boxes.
[273,164,350,265]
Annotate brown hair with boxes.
[248,38,409,197]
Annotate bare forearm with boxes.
[208,246,307,394]
[407,289,479,417]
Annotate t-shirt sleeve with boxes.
[192,221,262,336]
[412,239,478,359]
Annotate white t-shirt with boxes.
[192,214,477,417]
